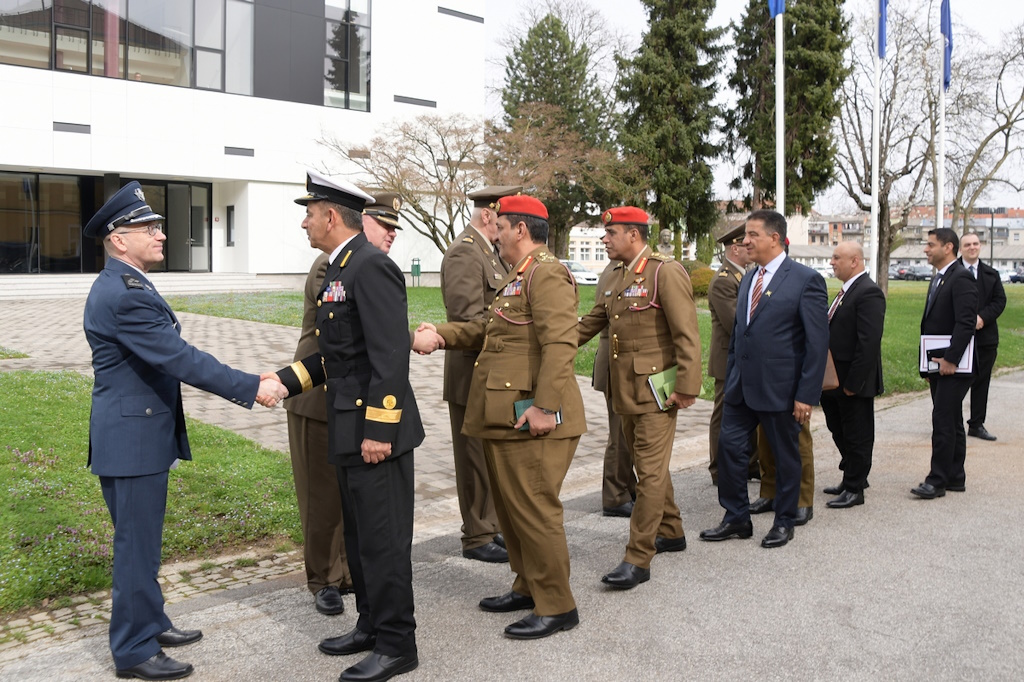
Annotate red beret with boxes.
[602,206,650,227]
[495,195,548,220]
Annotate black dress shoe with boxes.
[601,561,650,589]
[155,627,202,648]
[493,533,506,549]
[340,652,418,682]
[947,481,966,492]
[968,425,996,441]
[699,520,754,542]
[654,535,687,553]
[761,525,794,548]
[319,628,377,656]
[911,482,946,499]
[315,585,345,615]
[793,506,813,526]
[504,608,579,640]
[826,490,864,508]
[823,482,845,495]
[462,542,509,563]
[748,497,774,514]
[602,500,634,517]
[479,590,535,613]
[116,651,193,680]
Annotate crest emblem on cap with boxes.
[393,197,401,211]
[134,187,145,202]
[603,211,612,224]
[495,200,502,213]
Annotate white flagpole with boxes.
[775,13,785,216]
[869,3,882,281]
[936,3,946,232]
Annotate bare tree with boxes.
[835,0,935,293]
[319,114,486,253]
[945,23,1024,229]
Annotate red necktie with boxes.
[749,268,766,317]
[828,288,845,320]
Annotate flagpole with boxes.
[869,4,882,282]
[775,11,785,216]
[937,0,950,231]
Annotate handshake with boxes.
[412,322,445,355]
[256,372,288,408]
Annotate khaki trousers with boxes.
[757,420,815,508]
[602,394,636,508]
[483,437,578,616]
[621,411,684,568]
[287,412,351,592]
[448,402,500,550]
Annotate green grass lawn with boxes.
[0,371,301,613]
[170,280,1024,398]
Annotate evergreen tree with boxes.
[616,0,726,248]
[727,0,851,214]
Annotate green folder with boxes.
[513,398,562,431]
[647,365,678,411]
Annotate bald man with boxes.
[819,242,886,508]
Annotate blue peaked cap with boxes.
[83,181,164,238]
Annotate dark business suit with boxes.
[921,260,978,489]
[819,273,886,494]
[717,256,829,529]
[278,232,424,657]
[84,258,259,670]
[959,258,1006,430]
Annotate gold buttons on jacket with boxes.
[329,312,334,319]
[323,385,328,392]
[612,334,618,339]
[613,354,618,359]
[504,302,509,307]
[315,329,320,336]
[356,399,363,406]
[614,314,619,320]
[317,299,322,307]
[652,366,657,371]
[474,361,479,367]
[505,382,511,388]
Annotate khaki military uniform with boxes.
[283,253,352,594]
[439,227,507,551]
[757,423,815,508]
[593,261,636,509]
[436,246,585,616]
[578,246,701,569]
[707,260,759,482]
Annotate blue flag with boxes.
[879,0,888,59]
[769,0,786,19]
[941,0,952,90]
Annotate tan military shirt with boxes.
[436,245,587,441]
[578,246,701,414]
[439,226,508,405]
[707,259,745,381]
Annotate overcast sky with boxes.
[483,0,1024,210]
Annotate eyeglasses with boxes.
[116,223,163,236]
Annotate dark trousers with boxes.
[820,392,875,493]
[336,452,416,657]
[926,375,973,488]
[718,401,802,529]
[287,412,350,593]
[100,472,172,669]
[709,378,759,483]
[968,344,997,428]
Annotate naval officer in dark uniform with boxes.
[82,182,286,680]
[274,171,422,682]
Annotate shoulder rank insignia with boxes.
[649,252,672,262]
[535,251,557,263]
[121,274,147,290]
[718,271,728,277]
[462,236,474,243]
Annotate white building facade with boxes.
[0,0,486,276]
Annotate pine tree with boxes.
[727,0,851,214]
[616,0,726,248]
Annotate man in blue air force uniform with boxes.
[82,182,286,680]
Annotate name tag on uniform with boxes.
[502,279,523,297]
[323,281,346,302]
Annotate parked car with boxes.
[560,260,599,285]
[1010,270,1024,284]
[902,265,934,281]
[813,265,834,279]
[887,265,900,280]
[998,268,1015,283]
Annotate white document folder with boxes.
[919,335,975,374]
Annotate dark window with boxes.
[226,205,235,246]
[324,0,370,111]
